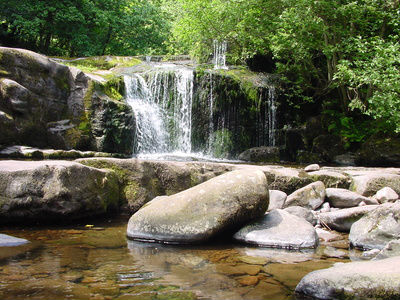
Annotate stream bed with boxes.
[0,216,354,300]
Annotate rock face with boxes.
[233,209,318,249]
[296,256,400,300]
[0,160,119,223]
[283,181,325,210]
[318,205,379,232]
[0,234,29,247]
[0,47,134,154]
[325,188,376,208]
[127,169,268,244]
[238,146,280,163]
[349,202,400,250]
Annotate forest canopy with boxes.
[1,0,400,134]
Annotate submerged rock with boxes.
[126,169,268,244]
[318,205,379,232]
[283,181,325,210]
[0,160,119,223]
[233,209,318,249]
[349,202,400,250]
[296,256,400,300]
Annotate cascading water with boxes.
[266,86,277,146]
[213,40,228,70]
[124,64,194,156]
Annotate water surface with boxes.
[0,217,351,300]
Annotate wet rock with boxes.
[238,146,280,163]
[296,256,400,300]
[375,187,399,203]
[267,190,287,211]
[0,160,119,223]
[0,234,29,247]
[349,202,400,250]
[304,164,320,172]
[318,205,379,232]
[374,240,400,260]
[126,169,268,244]
[283,206,317,225]
[283,181,325,210]
[237,255,268,265]
[233,209,318,249]
[325,188,376,208]
[350,172,400,196]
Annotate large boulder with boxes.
[0,160,119,223]
[233,209,319,249]
[350,172,400,197]
[307,170,350,189]
[357,133,400,167]
[349,202,400,250]
[283,181,325,210]
[318,205,379,232]
[325,188,376,208]
[296,256,400,300]
[238,146,280,163]
[126,169,268,244]
[0,47,134,154]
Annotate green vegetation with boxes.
[1,0,400,140]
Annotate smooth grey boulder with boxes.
[283,181,325,210]
[233,209,319,249]
[127,169,269,244]
[350,172,400,196]
[267,190,287,211]
[318,205,379,232]
[283,206,317,225]
[349,202,400,250]
[375,187,399,203]
[325,188,377,208]
[296,256,400,300]
[0,160,119,223]
[0,234,29,247]
[304,164,320,172]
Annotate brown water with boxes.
[0,217,352,300]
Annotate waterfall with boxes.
[124,65,194,155]
[265,86,277,146]
[207,73,215,155]
[213,40,228,70]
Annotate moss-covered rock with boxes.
[238,146,280,163]
[357,133,400,167]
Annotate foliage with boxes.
[0,0,169,56]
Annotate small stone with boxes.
[238,276,259,286]
[304,164,320,172]
[358,201,366,206]
[319,202,330,213]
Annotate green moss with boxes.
[61,56,141,73]
[124,181,140,200]
[94,76,125,101]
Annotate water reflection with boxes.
[0,218,350,300]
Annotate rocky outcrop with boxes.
[0,160,119,223]
[233,209,318,249]
[283,181,325,210]
[0,47,134,154]
[296,256,400,300]
[238,146,280,163]
[325,188,376,208]
[126,169,268,244]
[318,205,379,232]
[349,202,400,250]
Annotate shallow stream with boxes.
[0,216,353,300]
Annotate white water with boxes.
[124,64,194,155]
[266,86,277,146]
[213,40,228,70]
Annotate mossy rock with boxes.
[357,133,400,167]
